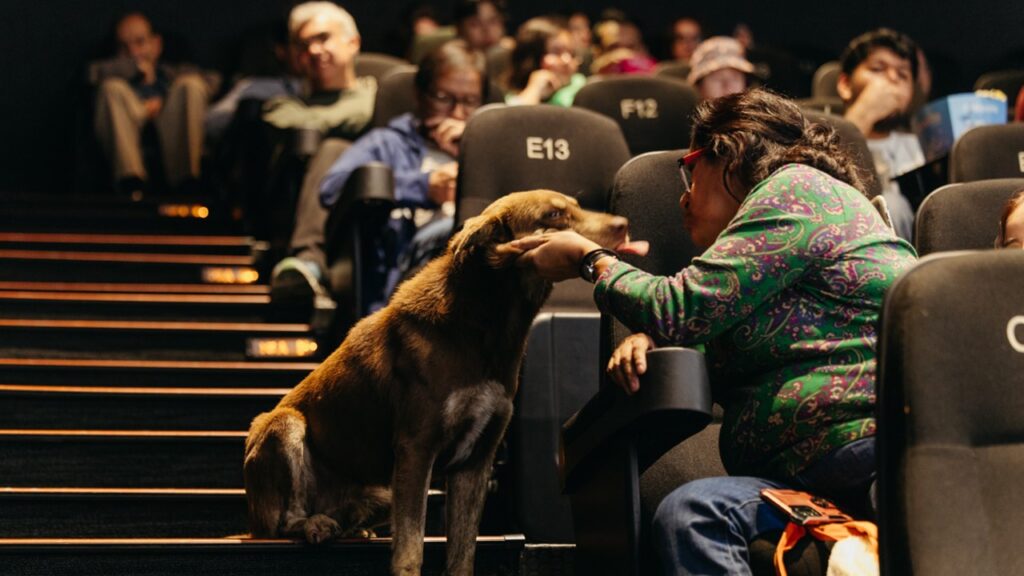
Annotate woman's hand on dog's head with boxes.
[512,230,649,281]
[512,230,598,281]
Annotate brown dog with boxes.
[244,190,628,575]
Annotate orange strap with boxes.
[773,521,878,576]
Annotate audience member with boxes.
[838,28,925,241]
[262,2,375,138]
[591,16,657,75]
[1015,85,1024,122]
[687,37,753,100]
[567,11,594,76]
[504,17,585,106]
[996,190,1024,248]
[453,0,513,86]
[512,88,917,575]
[93,11,217,195]
[670,17,702,62]
[454,0,508,52]
[272,40,485,314]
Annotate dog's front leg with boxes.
[390,438,437,576]
[444,403,513,576]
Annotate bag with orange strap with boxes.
[761,488,879,576]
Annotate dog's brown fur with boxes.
[244,190,628,576]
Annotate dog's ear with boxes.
[450,212,518,268]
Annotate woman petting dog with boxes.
[514,88,918,576]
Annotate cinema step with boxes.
[0,430,246,488]
[0,358,317,388]
[0,250,261,284]
[0,488,448,539]
[0,193,240,234]
[0,488,247,538]
[0,385,287,430]
[0,535,532,576]
[0,233,266,257]
[0,319,322,361]
[0,291,305,323]
[0,281,270,296]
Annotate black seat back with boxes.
[654,61,691,82]
[354,52,409,83]
[371,66,419,128]
[811,60,841,99]
[606,150,702,347]
[914,179,1024,255]
[949,124,1024,182]
[573,76,699,155]
[454,104,631,225]
[803,109,882,198]
[878,250,1024,576]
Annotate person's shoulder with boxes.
[748,164,864,210]
[354,114,418,147]
[353,75,378,95]
[756,163,838,194]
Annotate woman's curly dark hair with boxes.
[691,88,870,197]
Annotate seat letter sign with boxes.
[526,137,570,160]
[1008,316,1024,352]
[620,98,659,119]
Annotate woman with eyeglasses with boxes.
[312,39,485,314]
[503,17,585,107]
[514,88,917,575]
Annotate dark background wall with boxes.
[1,0,1021,195]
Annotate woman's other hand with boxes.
[607,333,656,394]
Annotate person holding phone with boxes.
[271,40,486,314]
[513,88,917,575]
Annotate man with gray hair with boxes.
[262,1,376,138]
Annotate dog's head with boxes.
[450,190,629,269]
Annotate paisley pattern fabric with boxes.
[594,164,917,478]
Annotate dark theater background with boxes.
[1,0,1021,195]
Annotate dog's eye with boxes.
[544,210,564,220]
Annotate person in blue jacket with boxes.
[271,39,486,315]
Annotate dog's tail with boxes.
[243,409,307,537]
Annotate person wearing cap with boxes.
[687,36,754,100]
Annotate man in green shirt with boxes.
[262,1,375,139]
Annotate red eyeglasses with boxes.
[677,148,705,196]
[676,147,743,204]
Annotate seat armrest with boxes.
[325,162,397,259]
[561,347,712,493]
[324,162,397,331]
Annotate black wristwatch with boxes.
[579,248,619,283]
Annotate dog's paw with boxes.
[345,527,376,539]
[303,514,341,544]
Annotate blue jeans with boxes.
[652,437,876,576]
[381,216,454,303]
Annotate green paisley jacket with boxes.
[594,164,918,478]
